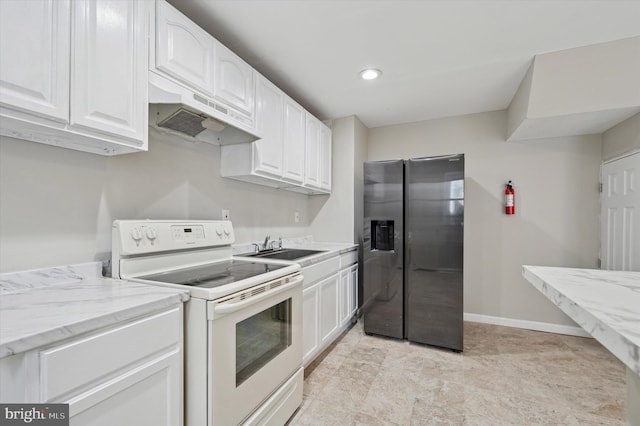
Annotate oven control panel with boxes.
[113,220,235,255]
[171,225,205,241]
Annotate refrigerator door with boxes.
[363,160,404,339]
[405,154,464,350]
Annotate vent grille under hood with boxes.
[157,108,209,137]
[148,72,261,145]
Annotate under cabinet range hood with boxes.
[148,72,261,145]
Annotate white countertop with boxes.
[522,265,640,375]
[233,236,358,267]
[0,262,189,358]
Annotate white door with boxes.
[319,273,339,346]
[0,0,70,122]
[68,352,182,426]
[320,123,332,191]
[305,114,321,189]
[339,270,350,327]
[155,0,214,96]
[254,74,283,177]
[350,265,358,318]
[214,42,255,118]
[282,97,306,184]
[302,283,320,366]
[71,0,147,145]
[601,152,640,271]
[208,279,302,426]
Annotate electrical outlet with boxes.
[294,211,300,223]
[222,209,230,220]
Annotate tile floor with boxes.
[289,320,626,425]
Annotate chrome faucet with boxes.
[262,235,270,251]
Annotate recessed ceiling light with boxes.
[360,68,382,80]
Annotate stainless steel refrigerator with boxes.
[363,154,464,351]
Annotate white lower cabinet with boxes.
[319,273,340,346]
[339,270,350,327]
[0,306,184,426]
[68,352,179,426]
[349,265,358,319]
[302,282,320,363]
[340,264,358,327]
[302,251,358,367]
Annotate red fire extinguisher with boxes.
[505,181,515,215]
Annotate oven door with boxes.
[207,273,303,425]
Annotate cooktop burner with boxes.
[138,259,287,289]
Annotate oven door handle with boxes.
[211,275,303,316]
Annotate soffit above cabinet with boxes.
[507,36,640,142]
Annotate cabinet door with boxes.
[350,265,358,318]
[253,74,283,177]
[319,273,340,345]
[0,0,70,122]
[71,0,147,145]
[68,351,182,426]
[282,97,306,184]
[302,284,320,365]
[320,124,332,191]
[214,42,254,118]
[156,0,214,96]
[304,114,321,189]
[339,270,350,327]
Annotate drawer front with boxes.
[40,306,182,402]
[339,250,357,268]
[302,256,340,287]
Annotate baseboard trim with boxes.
[463,313,591,338]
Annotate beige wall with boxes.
[368,111,602,326]
[0,130,311,273]
[602,113,640,161]
[310,115,368,244]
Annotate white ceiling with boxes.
[167,1,640,129]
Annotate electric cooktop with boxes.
[138,259,288,289]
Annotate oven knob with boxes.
[146,227,157,241]
[215,225,223,236]
[223,225,230,236]
[130,227,142,242]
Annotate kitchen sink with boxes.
[238,248,326,261]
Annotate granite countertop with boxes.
[233,236,358,268]
[522,265,640,375]
[0,262,189,359]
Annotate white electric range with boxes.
[112,220,303,426]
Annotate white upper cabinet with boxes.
[71,0,147,144]
[213,42,255,119]
[320,124,332,191]
[304,114,331,193]
[0,0,70,122]
[0,0,148,155]
[282,97,306,184]
[253,74,284,177]
[221,75,331,194]
[304,114,322,189]
[155,0,214,96]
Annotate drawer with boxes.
[302,256,340,287]
[339,250,357,268]
[40,307,182,402]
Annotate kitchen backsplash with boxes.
[0,130,311,273]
